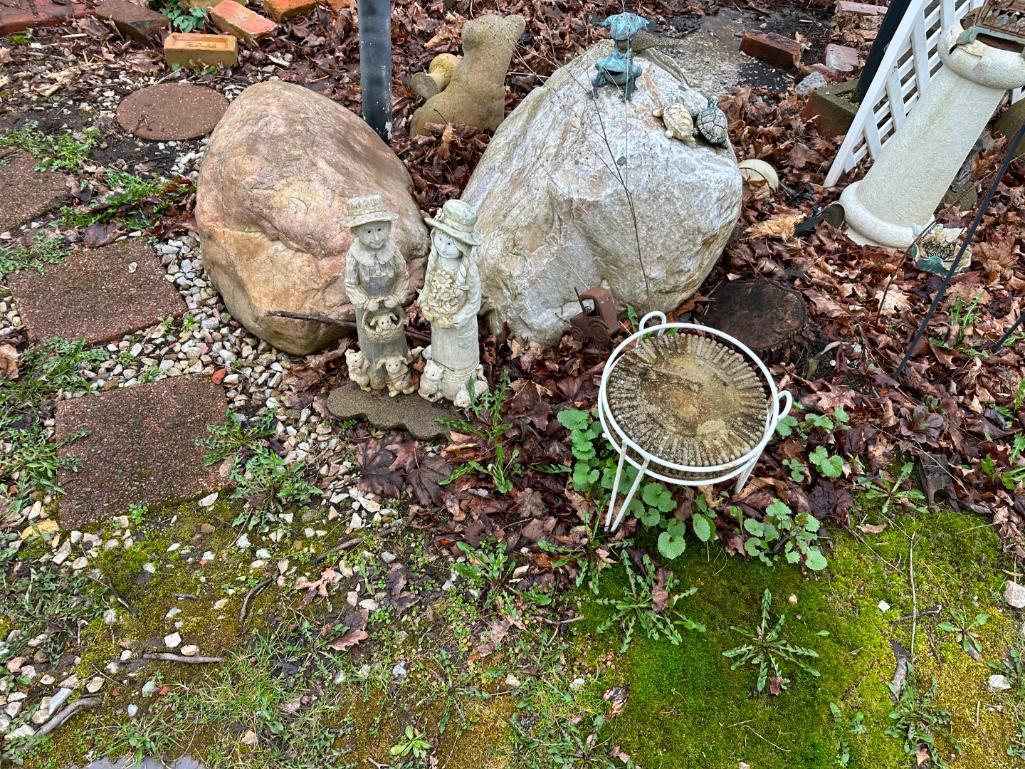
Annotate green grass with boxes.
[0,338,108,511]
[0,123,98,173]
[0,562,105,702]
[0,232,67,278]
[59,170,193,231]
[0,338,107,414]
[574,508,1019,769]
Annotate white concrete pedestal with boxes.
[840,26,1025,249]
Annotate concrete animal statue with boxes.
[410,14,526,136]
[383,356,416,397]
[411,53,461,99]
[345,349,372,391]
[418,358,444,401]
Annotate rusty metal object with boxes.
[569,287,618,346]
[958,0,1025,50]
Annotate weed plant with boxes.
[722,588,822,695]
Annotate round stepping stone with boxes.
[116,83,228,141]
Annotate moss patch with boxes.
[575,508,1022,769]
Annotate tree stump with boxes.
[700,279,816,365]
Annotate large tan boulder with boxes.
[196,81,429,355]
[461,44,743,345]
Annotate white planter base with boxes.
[840,25,1025,250]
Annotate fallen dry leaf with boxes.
[0,344,19,380]
[329,628,368,652]
[857,523,887,535]
[294,567,341,604]
[746,213,804,241]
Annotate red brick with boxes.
[740,31,803,71]
[211,0,276,43]
[0,0,89,36]
[188,0,246,9]
[163,32,238,68]
[262,0,314,22]
[95,0,170,45]
[824,43,860,73]
[835,0,888,14]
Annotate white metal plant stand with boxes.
[598,312,792,532]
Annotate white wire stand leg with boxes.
[599,311,794,533]
[603,449,651,531]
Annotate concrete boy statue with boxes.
[342,195,413,395]
[417,199,487,408]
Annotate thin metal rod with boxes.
[894,118,1025,379]
[994,312,1025,351]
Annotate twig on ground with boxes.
[312,518,406,565]
[239,577,273,625]
[34,696,102,738]
[897,605,941,622]
[89,574,138,618]
[744,724,791,753]
[909,533,918,660]
[143,652,223,664]
[265,310,431,344]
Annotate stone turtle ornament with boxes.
[653,101,695,142]
[694,96,729,147]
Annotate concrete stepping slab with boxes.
[7,238,188,345]
[0,150,68,234]
[116,83,228,141]
[55,375,228,529]
[0,0,90,35]
[326,382,456,441]
[72,755,204,769]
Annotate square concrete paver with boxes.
[0,150,69,233]
[8,238,188,345]
[55,376,228,529]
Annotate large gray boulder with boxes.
[196,81,429,356]
[461,44,742,345]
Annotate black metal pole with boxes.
[358,0,392,140]
[894,118,1025,379]
[994,314,1025,351]
[857,0,913,101]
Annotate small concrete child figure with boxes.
[342,195,413,392]
[417,199,488,408]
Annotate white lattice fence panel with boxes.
[824,0,1025,187]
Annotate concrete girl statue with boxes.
[417,199,487,408]
[342,194,414,395]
